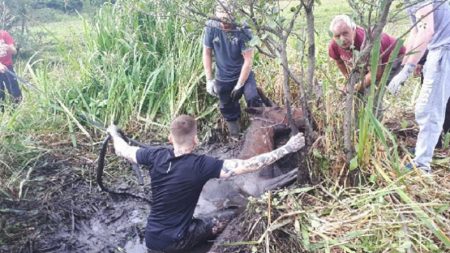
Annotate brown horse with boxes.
[238,106,305,160]
[195,106,305,215]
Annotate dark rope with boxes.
[97,133,151,204]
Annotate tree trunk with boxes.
[343,72,358,162]
[279,44,298,135]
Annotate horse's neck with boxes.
[238,120,275,159]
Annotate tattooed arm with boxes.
[219,133,305,178]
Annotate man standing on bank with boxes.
[387,0,450,173]
[203,3,263,140]
[107,115,304,252]
[0,30,21,103]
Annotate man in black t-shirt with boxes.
[107,115,304,253]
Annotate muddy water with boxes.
[0,142,239,253]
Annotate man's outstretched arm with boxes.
[220,133,305,178]
[107,125,139,164]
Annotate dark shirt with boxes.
[203,20,253,82]
[136,147,223,250]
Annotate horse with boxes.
[195,106,305,215]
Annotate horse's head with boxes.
[246,106,305,129]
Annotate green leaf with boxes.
[248,36,262,48]
[312,148,323,158]
[349,156,358,171]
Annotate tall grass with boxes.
[0,0,216,198]
[59,0,215,132]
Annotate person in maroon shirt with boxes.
[0,30,21,103]
[328,15,406,92]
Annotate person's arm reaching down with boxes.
[231,49,253,98]
[336,59,349,79]
[402,5,434,66]
[203,46,214,81]
[203,46,217,97]
[387,4,434,95]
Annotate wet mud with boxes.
[0,141,247,253]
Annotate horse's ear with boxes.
[246,107,263,115]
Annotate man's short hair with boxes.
[170,115,197,145]
[329,15,356,32]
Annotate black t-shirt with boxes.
[136,147,223,250]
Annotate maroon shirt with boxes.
[0,30,14,66]
[328,27,405,68]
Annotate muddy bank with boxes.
[1,161,146,252]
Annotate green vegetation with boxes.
[1,0,449,252]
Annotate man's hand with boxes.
[0,63,7,73]
[387,63,416,95]
[284,133,305,153]
[106,124,139,163]
[206,79,218,97]
[230,82,245,101]
[106,124,121,138]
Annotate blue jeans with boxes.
[414,46,450,168]
[0,66,22,103]
[215,71,263,121]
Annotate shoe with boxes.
[226,120,240,140]
[405,162,432,174]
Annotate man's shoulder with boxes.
[328,39,338,49]
[184,153,222,168]
[408,0,434,14]
[0,30,10,39]
[205,20,221,30]
[136,146,172,164]
[328,39,341,58]
[355,26,366,40]
[238,25,253,39]
[183,153,218,162]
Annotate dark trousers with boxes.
[437,98,450,147]
[0,66,22,103]
[147,218,215,253]
[444,99,450,134]
[147,212,235,253]
[215,71,263,121]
